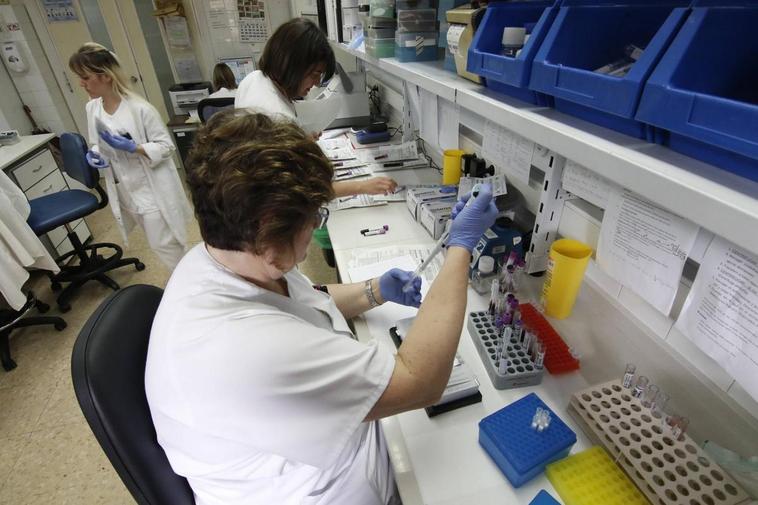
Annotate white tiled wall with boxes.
[0,5,67,134]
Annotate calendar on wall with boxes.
[237,0,268,43]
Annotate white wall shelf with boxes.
[337,44,758,258]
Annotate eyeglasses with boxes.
[314,207,329,229]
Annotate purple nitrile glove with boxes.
[85,150,109,169]
[100,130,137,153]
[447,184,498,252]
[379,268,422,308]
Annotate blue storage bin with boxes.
[636,0,758,182]
[478,393,577,488]
[529,0,691,140]
[468,1,560,106]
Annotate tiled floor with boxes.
[0,204,337,503]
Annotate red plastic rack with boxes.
[520,304,580,374]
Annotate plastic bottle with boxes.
[501,27,526,57]
[472,256,496,294]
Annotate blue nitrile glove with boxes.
[447,184,498,252]
[100,130,137,153]
[379,268,422,308]
[85,150,109,169]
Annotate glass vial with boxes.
[671,416,689,441]
[534,340,546,369]
[641,384,659,408]
[651,392,669,420]
[622,363,636,389]
[632,375,648,398]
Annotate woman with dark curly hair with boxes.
[145,109,497,505]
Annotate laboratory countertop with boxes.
[326,168,758,505]
[0,133,56,171]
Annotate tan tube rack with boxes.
[568,380,750,505]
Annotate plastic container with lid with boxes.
[396,0,434,8]
[395,31,438,61]
[369,0,395,18]
[367,27,396,39]
[397,8,438,32]
[360,14,396,29]
[366,37,396,58]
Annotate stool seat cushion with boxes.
[28,189,99,235]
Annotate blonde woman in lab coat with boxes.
[236,18,397,197]
[69,43,192,270]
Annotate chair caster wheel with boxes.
[58,303,71,313]
[135,262,146,271]
[2,359,17,371]
[54,321,67,331]
[37,302,50,313]
[51,282,62,291]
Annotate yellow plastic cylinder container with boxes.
[541,239,593,319]
[442,149,465,185]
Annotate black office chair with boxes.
[197,97,235,123]
[1,291,66,371]
[27,133,145,312]
[72,284,194,505]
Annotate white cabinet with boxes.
[4,144,92,260]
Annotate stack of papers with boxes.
[328,194,387,211]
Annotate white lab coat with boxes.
[0,170,58,310]
[234,70,297,120]
[208,87,237,99]
[146,244,398,505]
[86,94,193,247]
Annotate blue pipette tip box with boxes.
[479,392,576,488]
[529,489,561,505]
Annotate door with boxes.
[25,0,169,135]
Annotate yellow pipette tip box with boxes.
[546,446,649,505]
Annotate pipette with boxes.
[402,184,482,293]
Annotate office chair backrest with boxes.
[60,132,98,189]
[197,97,235,123]
[71,285,195,505]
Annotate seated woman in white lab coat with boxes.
[236,17,397,198]
[145,109,498,505]
[208,63,237,99]
[69,43,193,270]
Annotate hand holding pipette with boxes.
[402,184,498,293]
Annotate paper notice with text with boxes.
[676,237,758,403]
[597,188,698,315]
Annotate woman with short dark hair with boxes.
[145,109,498,505]
[236,17,397,197]
[209,62,237,98]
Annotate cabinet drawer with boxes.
[47,218,84,248]
[11,150,57,191]
[55,220,92,257]
[25,170,66,200]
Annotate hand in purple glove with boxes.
[100,130,137,153]
[447,184,498,252]
[379,268,422,308]
[85,150,109,169]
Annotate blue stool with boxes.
[27,133,145,312]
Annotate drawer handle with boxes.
[43,184,53,193]
[32,165,43,173]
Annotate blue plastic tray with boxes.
[479,392,576,488]
[530,490,561,505]
[637,0,758,181]
[467,1,559,106]
[529,0,691,139]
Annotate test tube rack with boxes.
[468,311,544,390]
[520,303,580,374]
[546,446,649,505]
[568,380,750,505]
